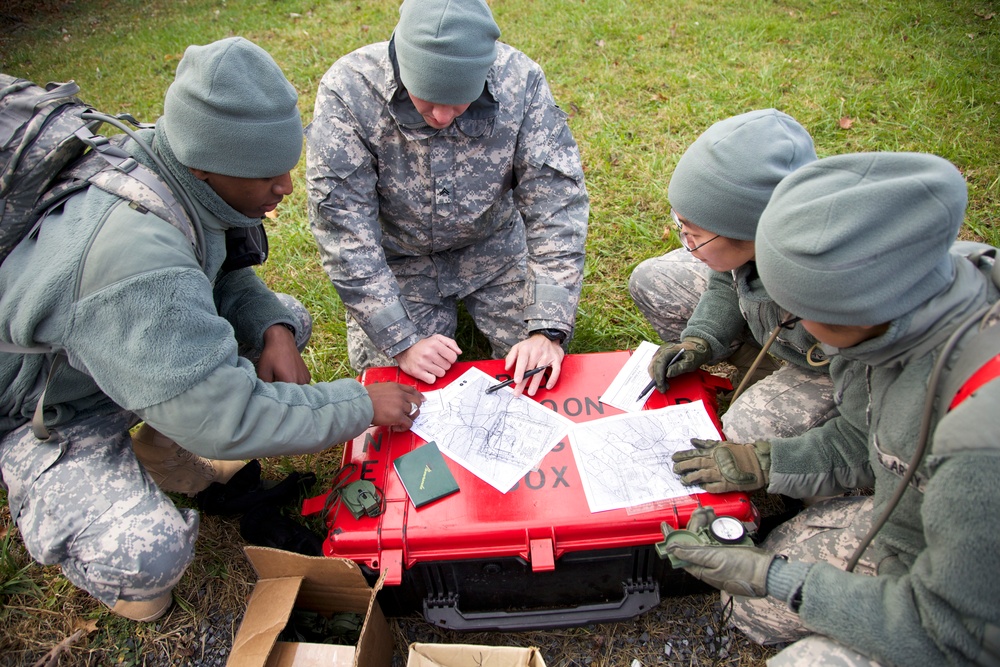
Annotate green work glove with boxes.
[672,438,771,493]
[684,505,718,533]
[648,337,711,393]
[664,542,775,597]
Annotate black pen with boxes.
[636,350,685,402]
[485,365,550,394]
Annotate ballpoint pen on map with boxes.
[636,350,686,402]
[485,365,551,394]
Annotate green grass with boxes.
[1,0,998,663]
[0,526,40,598]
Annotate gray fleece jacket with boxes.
[682,262,828,368]
[768,254,1000,666]
[0,129,373,460]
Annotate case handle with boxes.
[423,583,660,631]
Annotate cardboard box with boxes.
[406,643,547,667]
[228,546,392,667]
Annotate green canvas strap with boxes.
[30,353,65,441]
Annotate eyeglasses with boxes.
[672,209,719,253]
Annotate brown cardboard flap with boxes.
[354,568,388,664]
[229,576,303,665]
[243,546,373,615]
[232,546,391,667]
[406,644,547,667]
[266,641,356,667]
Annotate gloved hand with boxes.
[672,438,771,493]
[684,505,718,532]
[665,542,776,597]
[648,337,711,392]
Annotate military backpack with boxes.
[0,74,205,280]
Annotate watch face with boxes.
[532,328,566,343]
[709,516,746,544]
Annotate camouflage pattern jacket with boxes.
[306,41,589,358]
[0,130,373,458]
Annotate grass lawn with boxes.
[0,0,997,664]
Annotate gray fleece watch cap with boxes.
[668,109,816,240]
[394,0,500,105]
[756,152,967,326]
[159,37,303,178]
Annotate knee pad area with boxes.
[61,504,198,605]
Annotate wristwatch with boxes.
[530,328,567,344]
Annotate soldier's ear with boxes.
[189,168,211,181]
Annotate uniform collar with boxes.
[387,37,498,138]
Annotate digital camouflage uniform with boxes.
[630,248,836,442]
[768,635,884,667]
[307,40,588,371]
[629,249,712,342]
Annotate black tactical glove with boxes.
[197,459,323,555]
[648,337,711,392]
[240,504,324,556]
[196,459,317,515]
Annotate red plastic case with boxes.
[305,351,759,631]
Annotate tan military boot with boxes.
[131,424,245,496]
[111,591,173,622]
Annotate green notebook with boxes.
[393,441,460,508]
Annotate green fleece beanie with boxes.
[756,152,967,326]
[667,109,816,241]
[159,37,303,178]
[394,0,500,105]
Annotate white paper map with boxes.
[568,399,719,512]
[599,340,662,412]
[410,367,574,493]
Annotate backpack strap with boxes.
[0,341,54,353]
[30,354,65,440]
[950,354,1000,410]
[83,111,205,268]
[942,249,1000,410]
[32,116,206,270]
[942,299,1000,411]
[40,131,200,252]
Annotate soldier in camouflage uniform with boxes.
[0,38,420,622]
[307,0,588,397]
[631,110,835,443]
[664,153,1000,667]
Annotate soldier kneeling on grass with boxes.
[0,38,421,621]
[664,152,1000,666]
